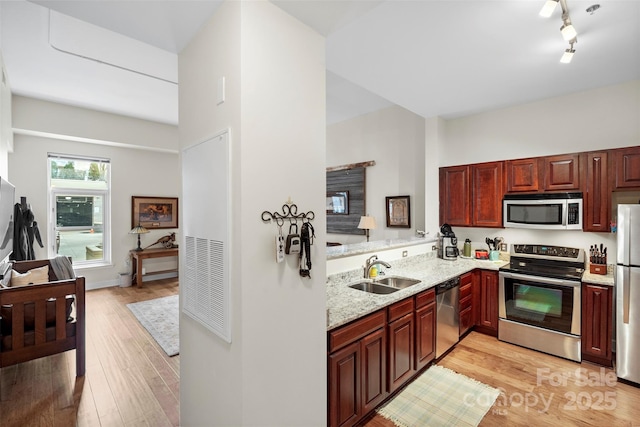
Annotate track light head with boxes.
[560,42,576,63]
[560,22,577,41]
[540,0,559,17]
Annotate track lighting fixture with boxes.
[539,0,559,17]
[540,0,580,63]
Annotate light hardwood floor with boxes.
[0,278,180,427]
[3,281,640,426]
[364,331,640,427]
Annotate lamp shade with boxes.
[358,216,377,230]
[129,225,150,235]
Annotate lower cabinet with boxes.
[581,283,613,367]
[387,298,416,393]
[476,270,499,336]
[328,311,387,427]
[415,288,436,370]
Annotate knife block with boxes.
[589,263,607,275]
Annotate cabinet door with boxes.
[613,146,640,189]
[477,270,498,336]
[388,312,415,393]
[581,284,613,366]
[329,341,360,427]
[361,328,387,415]
[543,153,581,191]
[472,161,504,227]
[506,158,540,192]
[439,165,471,226]
[584,152,610,232]
[415,300,436,371]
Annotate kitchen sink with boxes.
[375,276,421,289]
[349,281,399,294]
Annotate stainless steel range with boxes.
[498,244,585,362]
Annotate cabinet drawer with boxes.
[329,310,386,353]
[460,306,473,336]
[460,283,472,301]
[388,298,415,323]
[459,294,472,311]
[415,288,435,309]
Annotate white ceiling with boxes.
[1,0,639,127]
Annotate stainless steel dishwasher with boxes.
[435,276,460,358]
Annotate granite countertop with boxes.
[326,253,508,331]
[582,269,615,286]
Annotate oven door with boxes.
[499,271,580,336]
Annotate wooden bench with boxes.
[0,259,85,376]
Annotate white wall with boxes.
[440,80,640,166]
[0,49,11,178]
[179,1,327,425]
[327,105,425,243]
[9,98,179,289]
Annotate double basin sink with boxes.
[349,276,421,295]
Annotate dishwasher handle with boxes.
[436,277,460,294]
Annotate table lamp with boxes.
[358,215,376,242]
[129,224,149,251]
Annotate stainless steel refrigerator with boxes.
[616,204,640,385]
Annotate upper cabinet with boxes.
[613,146,640,189]
[440,146,639,231]
[472,162,504,228]
[505,154,581,193]
[505,158,540,192]
[584,152,609,232]
[439,162,503,228]
[439,165,471,226]
[543,153,581,191]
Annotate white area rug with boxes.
[377,364,499,427]
[127,295,179,357]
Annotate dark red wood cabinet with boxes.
[543,153,581,191]
[328,311,387,427]
[459,271,474,336]
[472,161,504,228]
[613,146,640,189]
[415,289,436,371]
[584,151,609,232]
[387,299,415,393]
[476,270,498,336]
[581,283,613,367]
[439,165,471,226]
[440,162,504,228]
[506,157,540,192]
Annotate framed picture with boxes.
[386,195,411,228]
[132,196,178,229]
[326,191,349,215]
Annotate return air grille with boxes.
[183,236,228,339]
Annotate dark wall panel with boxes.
[327,167,366,235]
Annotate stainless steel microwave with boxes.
[503,192,583,230]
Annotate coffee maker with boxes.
[437,224,459,261]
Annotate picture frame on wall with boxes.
[132,196,179,229]
[386,195,411,228]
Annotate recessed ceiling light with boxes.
[586,4,601,15]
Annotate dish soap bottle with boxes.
[463,239,472,258]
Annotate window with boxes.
[48,154,111,265]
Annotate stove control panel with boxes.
[512,244,582,259]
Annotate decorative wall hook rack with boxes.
[261,202,315,226]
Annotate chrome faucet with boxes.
[363,255,392,279]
